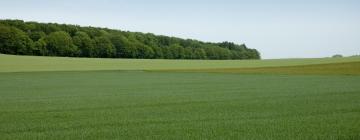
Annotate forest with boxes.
[0,19,260,59]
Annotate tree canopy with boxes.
[0,19,260,59]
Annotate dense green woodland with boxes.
[0,19,260,59]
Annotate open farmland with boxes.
[0,54,360,139]
[1,54,360,72]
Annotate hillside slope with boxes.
[164,61,360,75]
[1,54,360,73]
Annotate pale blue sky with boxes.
[1,0,359,58]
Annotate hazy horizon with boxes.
[1,0,359,59]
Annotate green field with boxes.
[167,61,360,75]
[1,54,360,139]
[1,54,360,72]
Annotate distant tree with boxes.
[28,31,46,41]
[33,38,47,56]
[152,46,164,59]
[248,49,261,59]
[218,41,237,50]
[204,46,219,59]
[58,24,78,36]
[193,48,207,59]
[93,36,116,58]
[142,33,158,47]
[109,34,129,57]
[184,47,194,59]
[42,24,61,34]
[158,36,171,46]
[137,44,154,59]
[162,47,173,59]
[332,54,343,58]
[73,31,94,57]
[169,44,185,59]
[44,31,78,56]
[230,51,240,59]
[0,25,33,55]
[0,20,31,32]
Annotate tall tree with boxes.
[0,24,33,55]
[73,31,94,57]
[109,34,129,57]
[33,38,47,56]
[152,46,164,59]
[93,36,116,58]
[28,31,46,41]
[137,44,154,59]
[45,31,78,56]
[193,48,207,59]
[169,44,185,59]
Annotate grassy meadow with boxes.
[1,54,360,72]
[0,54,360,139]
[166,61,360,75]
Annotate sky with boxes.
[1,0,359,59]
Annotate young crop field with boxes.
[0,54,360,139]
[1,54,360,72]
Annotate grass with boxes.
[1,71,359,139]
[0,54,360,139]
[163,61,360,75]
[1,54,360,72]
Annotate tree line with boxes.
[0,19,260,59]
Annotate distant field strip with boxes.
[1,54,360,73]
[161,61,360,75]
